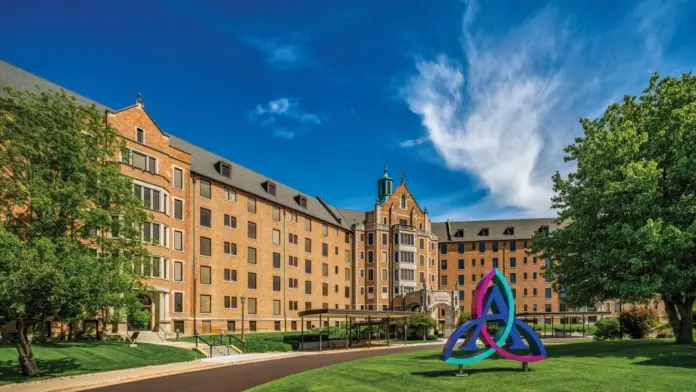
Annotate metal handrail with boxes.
[228,335,248,354]
[196,335,239,357]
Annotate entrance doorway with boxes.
[129,294,153,331]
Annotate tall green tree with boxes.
[532,73,696,344]
[0,87,150,376]
[405,313,437,340]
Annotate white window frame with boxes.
[359,286,365,296]
[272,229,281,245]
[172,165,185,190]
[142,221,168,247]
[173,229,184,252]
[224,187,236,202]
[172,197,184,221]
[124,147,158,174]
[133,179,169,214]
[173,260,184,282]
[172,290,184,313]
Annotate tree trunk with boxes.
[664,296,694,344]
[16,321,40,377]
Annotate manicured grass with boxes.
[251,339,696,392]
[0,342,203,385]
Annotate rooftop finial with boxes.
[137,93,143,106]
[384,165,388,175]
[401,171,405,184]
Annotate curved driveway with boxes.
[91,344,442,392]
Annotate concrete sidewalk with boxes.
[0,341,444,392]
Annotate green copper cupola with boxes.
[377,165,394,204]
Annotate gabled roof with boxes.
[0,59,346,229]
[334,207,366,227]
[0,60,110,112]
[431,218,559,242]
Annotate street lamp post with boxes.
[240,296,246,345]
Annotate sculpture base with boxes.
[521,362,531,372]
[454,365,468,377]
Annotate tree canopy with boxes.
[531,73,696,344]
[0,87,150,375]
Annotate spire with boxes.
[377,165,394,205]
[401,171,405,184]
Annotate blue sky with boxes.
[2,0,696,220]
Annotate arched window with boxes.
[400,194,406,209]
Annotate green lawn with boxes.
[0,342,203,385]
[251,339,696,392]
[531,323,597,334]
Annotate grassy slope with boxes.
[0,342,203,385]
[251,339,696,392]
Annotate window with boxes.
[299,196,307,208]
[200,237,211,256]
[268,182,277,196]
[366,251,374,264]
[399,218,408,226]
[247,197,256,213]
[289,301,298,310]
[545,288,552,298]
[441,260,447,270]
[305,259,312,274]
[305,218,311,231]
[533,288,538,296]
[368,233,374,245]
[248,247,257,264]
[545,304,552,312]
[305,280,312,294]
[471,274,476,282]
[345,286,351,298]
[173,167,183,189]
[441,275,448,286]
[288,255,298,267]
[533,272,538,280]
[322,283,329,296]
[200,208,211,227]
[273,229,280,245]
[248,222,257,239]
[523,272,528,280]
[273,206,281,221]
[321,224,328,237]
[305,238,312,253]
[458,259,464,269]
[273,300,281,316]
[479,228,489,236]
[134,183,167,213]
[510,241,516,251]
[441,244,448,254]
[479,242,485,252]
[174,292,183,312]
[174,199,183,220]
[223,268,237,282]
[458,275,464,285]
[322,263,329,277]
[400,194,406,209]
[125,149,157,174]
[383,233,388,245]
[248,298,257,314]
[455,229,464,238]
[523,240,528,248]
[224,214,236,228]
[367,269,374,281]
[224,187,236,202]
[200,179,211,199]
[224,241,237,256]
[248,272,257,289]
[136,127,144,143]
[523,257,528,265]
[359,269,364,278]
[268,252,280,268]
[173,230,183,251]
[492,242,499,252]
[288,278,298,289]
[273,276,281,291]
[523,288,528,297]
[227,321,236,332]
[219,162,231,178]
[289,233,298,245]
[174,261,183,282]
[200,295,211,313]
[457,243,464,253]
[200,266,211,284]
[322,243,328,257]
[510,273,517,283]
[492,258,499,268]
[510,257,517,268]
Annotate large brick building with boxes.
[1,60,638,335]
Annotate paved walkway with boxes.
[92,343,444,392]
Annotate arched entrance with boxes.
[129,294,153,331]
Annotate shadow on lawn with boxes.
[0,357,81,384]
[410,340,696,370]
[412,367,520,378]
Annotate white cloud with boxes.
[239,32,315,71]
[402,0,688,219]
[249,97,323,139]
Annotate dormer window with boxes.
[264,181,277,196]
[136,127,144,143]
[503,226,515,235]
[215,161,232,178]
[454,229,464,238]
[538,225,549,234]
[295,194,307,208]
[478,228,489,236]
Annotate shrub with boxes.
[593,318,621,341]
[458,312,472,325]
[426,335,438,341]
[619,307,658,339]
[656,330,674,339]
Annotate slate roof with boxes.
[431,218,560,242]
[334,207,366,227]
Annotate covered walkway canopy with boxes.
[297,309,418,351]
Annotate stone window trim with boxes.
[122,146,158,175]
[172,164,185,190]
[172,197,184,221]
[172,260,185,283]
[135,126,145,144]
[172,290,185,313]
[172,229,185,253]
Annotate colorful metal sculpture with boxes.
[441,268,547,368]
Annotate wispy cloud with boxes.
[249,97,323,139]
[402,0,689,219]
[238,32,316,71]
